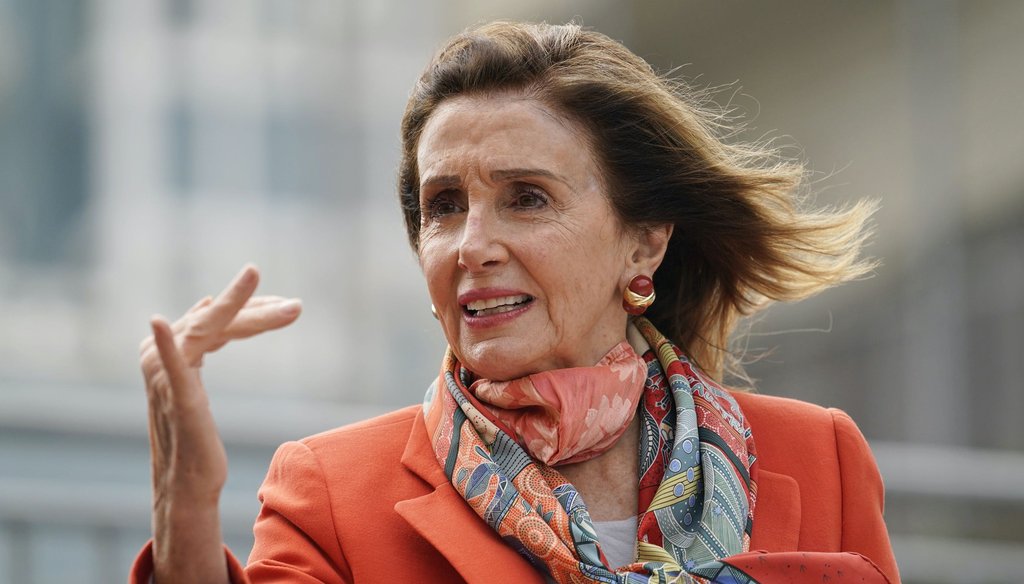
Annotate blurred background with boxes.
[0,0,1021,581]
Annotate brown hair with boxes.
[398,21,876,383]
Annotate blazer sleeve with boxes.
[831,408,901,584]
[128,441,352,584]
[244,440,353,583]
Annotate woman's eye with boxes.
[513,188,547,209]
[423,193,461,218]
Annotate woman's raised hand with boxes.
[139,265,301,582]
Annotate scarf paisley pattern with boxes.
[421,317,889,583]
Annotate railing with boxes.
[872,441,1024,582]
[1,386,1023,583]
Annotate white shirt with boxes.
[544,515,639,582]
[593,515,638,568]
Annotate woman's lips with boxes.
[458,290,535,328]
[464,294,532,316]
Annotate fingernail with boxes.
[279,299,302,315]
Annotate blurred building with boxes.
[0,1,1021,582]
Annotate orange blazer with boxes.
[131,392,900,583]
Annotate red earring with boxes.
[622,275,655,315]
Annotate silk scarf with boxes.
[421,317,890,584]
[468,340,648,466]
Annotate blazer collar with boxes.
[396,407,544,584]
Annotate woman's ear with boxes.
[629,223,674,274]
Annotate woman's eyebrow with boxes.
[490,168,575,192]
[420,174,462,191]
[422,168,576,192]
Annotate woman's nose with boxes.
[457,209,509,272]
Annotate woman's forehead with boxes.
[416,96,599,186]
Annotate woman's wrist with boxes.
[153,498,228,583]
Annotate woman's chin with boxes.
[456,339,544,382]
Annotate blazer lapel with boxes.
[749,469,801,551]
[396,409,544,584]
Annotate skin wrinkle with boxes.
[422,168,578,197]
[417,94,603,201]
[480,89,600,164]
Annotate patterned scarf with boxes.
[422,318,887,583]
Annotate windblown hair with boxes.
[398,21,876,383]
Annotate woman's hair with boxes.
[398,21,876,383]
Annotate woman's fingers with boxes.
[187,295,214,314]
[139,295,298,365]
[222,299,302,340]
[205,265,261,332]
[179,265,260,363]
[201,299,302,353]
[151,315,198,408]
[169,295,287,336]
[139,296,215,357]
[238,295,289,308]
[139,265,296,377]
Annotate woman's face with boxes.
[416,94,650,381]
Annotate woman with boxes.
[132,22,899,584]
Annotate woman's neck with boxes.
[554,413,640,521]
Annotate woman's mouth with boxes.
[463,294,534,317]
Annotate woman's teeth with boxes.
[465,295,531,316]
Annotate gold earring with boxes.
[622,275,655,315]
[431,304,439,320]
